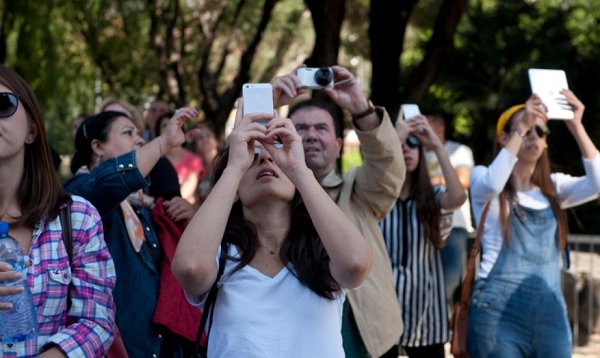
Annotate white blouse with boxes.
[470,148,600,278]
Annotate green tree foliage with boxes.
[1,0,599,234]
[1,0,314,153]
[425,0,600,232]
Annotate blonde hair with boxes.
[98,97,144,132]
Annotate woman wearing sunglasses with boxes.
[64,108,198,357]
[379,112,466,358]
[172,100,371,357]
[0,65,116,356]
[468,91,600,357]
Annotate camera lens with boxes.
[314,68,333,86]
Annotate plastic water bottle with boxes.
[0,221,38,343]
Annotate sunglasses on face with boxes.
[403,136,420,149]
[0,93,21,118]
[526,124,550,138]
[253,146,263,163]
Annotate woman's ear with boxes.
[26,121,38,143]
[91,139,105,158]
[498,131,510,148]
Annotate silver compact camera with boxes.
[297,67,334,89]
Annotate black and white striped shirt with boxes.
[379,186,450,347]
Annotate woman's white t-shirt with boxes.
[186,244,347,358]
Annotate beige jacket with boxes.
[321,108,405,357]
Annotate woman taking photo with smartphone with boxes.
[379,112,466,358]
[172,100,371,357]
[468,91,600,357]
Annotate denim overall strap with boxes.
[468,205,571,358]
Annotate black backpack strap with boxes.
[193,241,228,357]
[59,197,73,311]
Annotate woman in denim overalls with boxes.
[468,91,600,357]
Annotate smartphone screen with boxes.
[242,83,274,116]
[401,104,421,119]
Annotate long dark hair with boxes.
[0,65,67,227]
[212,148,341,299]
[498,109,568,248]
[409,143,444,248]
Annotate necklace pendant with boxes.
[269,249,275,255]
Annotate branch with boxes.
[369,0,418,116]
[260,9,304,83]
[198,1,243,111]
[404,0,468,103]
[304,0,346,66]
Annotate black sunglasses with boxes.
[525,124,550,138]
[403,136,420,149]
[0,92,21,118]
[253,146,263,163]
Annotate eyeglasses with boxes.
[525,124,550,138]
[0,93,20,118]
[403,136,420,149]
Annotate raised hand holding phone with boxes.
[242,83,284,148]
[401,104,421,120]
[242,83,274,118]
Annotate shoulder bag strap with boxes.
[193,241,228,356]
[458,200,491,305]
[59,198,74,311]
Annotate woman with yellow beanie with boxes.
[467,90,600,357]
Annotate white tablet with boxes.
[528,68,574,120]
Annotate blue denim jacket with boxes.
[64,152,168,357]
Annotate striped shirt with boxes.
[0,196,116,357]
[379,186,450,347]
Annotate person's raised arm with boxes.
[562,90,598,160]
[408,116,466,210]
[323,65,380,131]
[271,67,308,109]
[503,95,546,156]
[263,117,371,289]
[172,103,272,298]
[135,107,198,177]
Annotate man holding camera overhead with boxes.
[272,65,405,358]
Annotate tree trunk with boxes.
[304,0,346,67]
[369,0,418,119]
[404,0,468,104]
[199,0,280,139]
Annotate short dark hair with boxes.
[288,98,344,140]
[71,111,131,174]
[154,111,175,137]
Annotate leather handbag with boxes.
[450,201,491,358]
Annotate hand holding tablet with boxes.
[528,69,575,120]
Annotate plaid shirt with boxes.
[0,196,116,357]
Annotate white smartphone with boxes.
[401,104,421,120]
[528,68,574,120]
[242,83,274,117]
